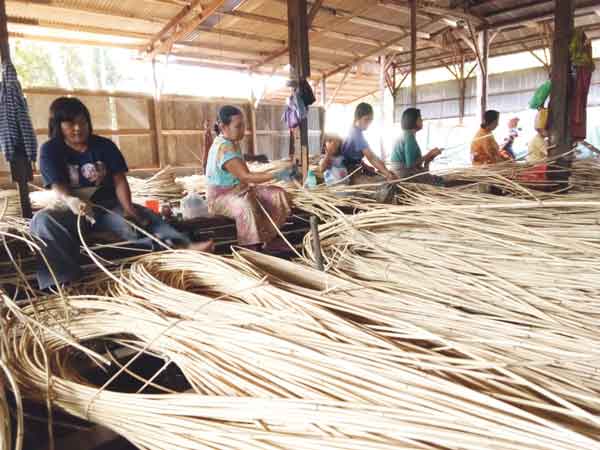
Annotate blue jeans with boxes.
[30,204,190,289]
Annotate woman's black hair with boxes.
[214,105,243,135]
[401,108,421,130]
[48,97,93,140]
[481,110,500,129]
[321,133,342,154]
[354,102,374,121]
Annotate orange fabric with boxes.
[471,128,504,166]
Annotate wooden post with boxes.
[151,59,167,168]
[549,0,575,157]
[288,0,311,180]
[410,0,417,107]
[0,0,32,218]
[310,215,324,271]
[458,56,466,125]
[320,77,326,151]
[379,55,386,159]
[476,29,489,121]
[249,105,258,157]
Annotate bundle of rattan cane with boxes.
[571,158,600,192]
[128,166,184,203]
[174,174,207,195]
[294,193,600,417]
[4,247,600,449]
[0,189,22,218]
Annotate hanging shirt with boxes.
[471,128,504,166]
[0,62,38,162]
[390,130,422,172]
[40,135,128,206]
[527,134,548,163]
[341,126,369,168]
[206,135,243,187]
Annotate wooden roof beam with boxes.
[144,0,227,58]
[485,1,552,20]
[142,0,204,54]
[482,0,600,29]
[250,2,378,70]
[379,0,485,25]
[322,18,440,80]
[218,8,403,50]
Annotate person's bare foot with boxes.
[188,240,215,253]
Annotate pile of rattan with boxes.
[0,189,22,218]
[128,166,184,203]
[2,162,600,449]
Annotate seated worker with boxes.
[390,108,442,181]
[499,117,520,160]
[341,102,395,184]
[471,110,510,166]
[206,105,294,249]
[31,97,213,290]
[319,134,349,186]
[527,110,549,163]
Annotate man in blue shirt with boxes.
[341,102,394,183]
[31,97,212,289]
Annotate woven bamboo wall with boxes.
[0,88,324,179]
[255,103,323,161]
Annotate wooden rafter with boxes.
[144,0,227,59]
[521,42,550,71]
[326,67,351,109]
[251,2,378,71]
[466,20,485,76]
[379,0,485,25]
[481,0,600,30]
[142,0,204,54]
[322,18,440,81]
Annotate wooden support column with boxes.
[151,59,167,168]
[549,0,575,157]
[288,0,311,180]
[379,55,386,159]
[410,0,417,107]
[458,56,466,125]
[320,77,326,151]
[476,29,489,122]
[0,0,32,218]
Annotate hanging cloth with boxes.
[569,30,595,141]
[0,61,38,162]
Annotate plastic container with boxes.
[304,169,317,189]
[181,192,209,219]
[144,199,160,213]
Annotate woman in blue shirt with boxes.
[206,105,294,248]
[341,102,394,184]
[390,108,441,179]
[31,97,212,289]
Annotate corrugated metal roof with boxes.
[6,0,600,102]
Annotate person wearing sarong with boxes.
[206,105,294,247]
[471,110,509,166]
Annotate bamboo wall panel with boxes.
[255,104,324,160]
[115,98,150,130]
[113,135,157,169]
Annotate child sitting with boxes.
[319,134,349,186]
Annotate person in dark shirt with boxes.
[340,102,394,184]
[31,97,212,289]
